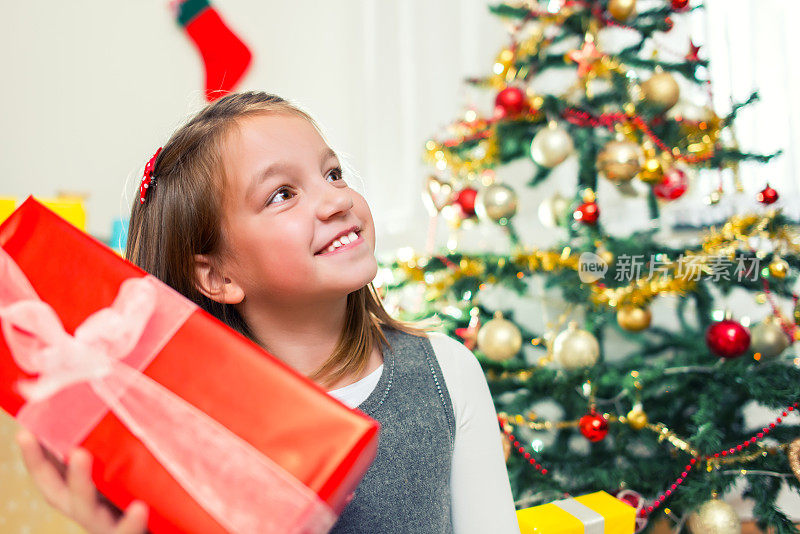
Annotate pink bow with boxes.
[0,246,336,534]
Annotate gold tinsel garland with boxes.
[395,210,799,309]
[498,410,793,472]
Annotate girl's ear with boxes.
[193,254,245,305]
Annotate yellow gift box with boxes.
[0,198,15,224]
[38,196,87,231]
[517,491,636,534]
[0,196,86,231]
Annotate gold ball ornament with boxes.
[476,183,518,223]
[768,257,789,279]
[538,192,570,228]
[626,405,648,430]
[750,315,790,359]
[502,435,512,462]
[597,138,644,182]
[530,121,575,168]
[617,304,652,332]
[477,311,523,362]
[789,438,800,483]
[687,499,741,534]
[641,71,680,111]
[552,322,600,370]
[608,0,636,21]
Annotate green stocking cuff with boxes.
[177,0,211,27]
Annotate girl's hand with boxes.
[15,428,150,534]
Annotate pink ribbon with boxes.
[0,246,336,534]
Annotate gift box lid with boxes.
[517,491,636,534]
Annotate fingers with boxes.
[114,500,149,534]
[16,428,149,534]
[15,428,70,510]
[66,447,99,525]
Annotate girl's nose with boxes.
[316,183,354,220]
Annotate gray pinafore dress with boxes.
[328,326,456,533]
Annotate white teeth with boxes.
[321,230,359,254]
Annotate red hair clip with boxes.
[139,147,163,204]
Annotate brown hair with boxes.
[125,91,440,389]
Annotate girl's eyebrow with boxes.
[246,147,339,200]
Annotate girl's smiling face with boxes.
[208,112,378,306]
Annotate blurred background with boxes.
[1,0,798,532]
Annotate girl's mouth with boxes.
[315,231,363,256]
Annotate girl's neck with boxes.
[240,296,356,389]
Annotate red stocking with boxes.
[176,0,252,101]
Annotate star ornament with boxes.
[566,40,604,78]
[686,40,701,62]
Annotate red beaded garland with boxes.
[501,401,798,521]
[498,415,549,475]
[640,402,799,518]
[579,409,609,442]
[561,109,714,164]
[705,319,751,359]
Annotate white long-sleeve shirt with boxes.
[327,331,522,534]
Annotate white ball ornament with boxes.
[476,183,518,223]
[538,192,569,228]
[477,311,523,362]
[530,121,574,168]
[750,315,790,359]
[552,322,600,370]
[688,499,741,534]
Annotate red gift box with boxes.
[0,197,379,533]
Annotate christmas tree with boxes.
[377,1,800,532]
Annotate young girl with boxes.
[15,91,521,534]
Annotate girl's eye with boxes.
[267,187,295,206]
[327,166,345,182]
[266,167,345,206]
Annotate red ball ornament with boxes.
[495,87,527,117]
[653,167,688,201]
[573,201,600,225]
[454,187,478,218]
[705,319,751,359]
[614,489,648,532]
[757,184,779,205]
[579,409,609,442]
[671,0,689,10]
